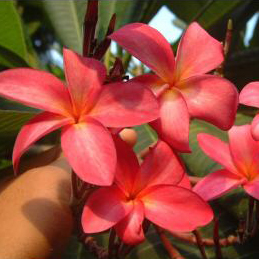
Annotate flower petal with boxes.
[115,200,145,245]
[141,185,213,232]
[90,79,159,127]
[244,176,259,200]
[178,75,238,130]
[197,133,237,174]
[13,112,71,174]
[113,136,140,194]
[130,74,168,97]
[251,114,259,141]
[134,140,184,193]
[193,169,244,201]
[150,89,190,152]
[239,82,259,108]
[82,185,133,233]
[61,117,116,186]
[175,22,223,81]
[178,173,191,189]
[228,125,259,179]
[0,68,72,115]
[109,23,175,82]
[63,49,106,113]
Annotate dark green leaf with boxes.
[165,0,244,29]
[0,110,36,157]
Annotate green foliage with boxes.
[165,0,243,29]
[41,0,87,53]
[97,0,162,42]
[0,110,36,157]
[0,0,29,67]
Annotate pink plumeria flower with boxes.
[0,49,159,186]
[240,82,259,140]
[82,138,213,245]
[109,22,238,152]
[194,124,259,201]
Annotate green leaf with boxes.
[0,0,28,66]
[0,46,30,68]
[0,110,36,156]
[42,0,87,53]
[165,0,244,29]
[97,0,162,42]
[134,124,157,154]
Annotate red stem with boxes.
[213,217,223,259]
[193,230,208,259]
[83,0,98,57]
[155,226,185,259]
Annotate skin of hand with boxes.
[0,128,137,259]
[0,147,73,259]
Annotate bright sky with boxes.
[149,6,183,44]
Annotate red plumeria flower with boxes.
[109,22,238,152]
[240,82,259,140]
[0,49,159,186]
[82,138,213,245]
[194,124,259,201]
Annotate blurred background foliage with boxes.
[1,0,259,258]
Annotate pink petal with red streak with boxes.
[82,185,132,233]
[150,89,190,152]
[0,68,72,115]
[109,23,175,82]
[90,79,159,127]
[61,117,116,186]
[130,74,168,97]
[244,176,259,200]
[113,136,140,194]
[178,75,238,130]
[251,114,259,141]
[193,169,245,201]
[175,22,223,81]
[63,49,106,113]
[239,82,259,108]
[228,125,259,177]
[197,133,238,174]
[134,140,184,193]
[115,200,145,245]
[13,111,72,174]
[141,185,213,232]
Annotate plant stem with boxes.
[170,232,238,247]
[108,229,117,259]
[213,217,223,259]
[246,195,255,238]
[215,19,233,76]
[155,226,185,259]
[252,200,259,236]
[193,230,208,259]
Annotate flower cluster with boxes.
[1,19,258,248]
